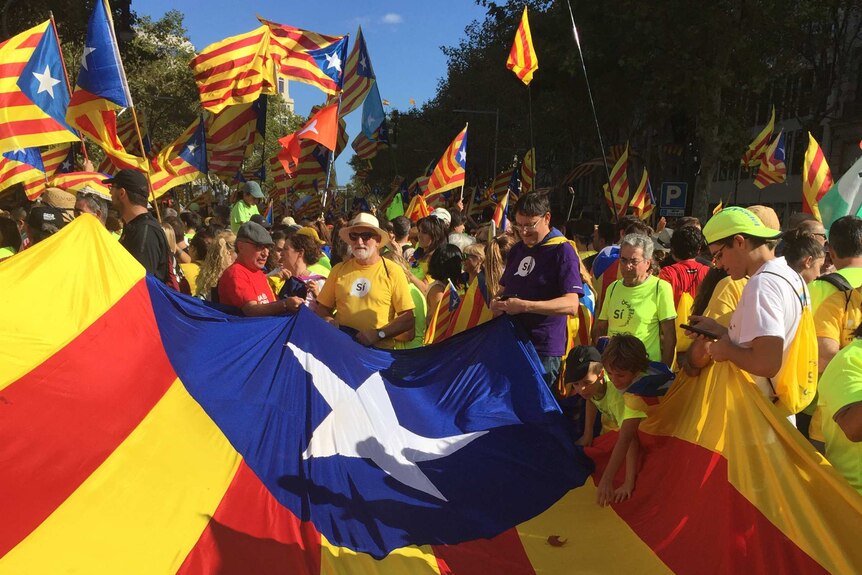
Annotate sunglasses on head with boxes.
[348,231,378,242]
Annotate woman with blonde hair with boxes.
[484,233,517,300]
[196,231,236,302]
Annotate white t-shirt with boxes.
[728,257,807,400]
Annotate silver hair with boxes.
[76,192,108,224]
[621,233,654,260]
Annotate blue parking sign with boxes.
[660,182,687,209]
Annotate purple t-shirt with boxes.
[500,230,584,356]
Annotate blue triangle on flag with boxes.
[308,37,349,88]
[355,31,374,79]
[178,117,208,172]
[76,0,132,107]
[57,147,76,174]
[18,27,74,131]
[3,147,45,172]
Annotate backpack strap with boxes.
[760,270,807,311]
[815,272,853,312]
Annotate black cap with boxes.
[250,213,270,229]
[237,221,274,246]
[564,346,602,382]
[27,206,67,235]
[102,169,148,196]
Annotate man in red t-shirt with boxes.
[658,225,709,358]
[218,221,303,316]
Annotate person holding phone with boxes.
[491,193,584,388]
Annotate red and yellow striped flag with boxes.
[712,199,724,215]
[629,168,654,221]
[190,26,275,114]
[0,21,79,153]
[260,18,347,96]
[608,142,630,217]
[802,132,833,222]
[426,125,468,198]
[51,171,111,196]
[338,27,374,116]
[741,106,775,167]
[506,7,538,86]
[404,193,430,222]
[41,144,73,178]
[520,148,535,195]
[425,281,460,345]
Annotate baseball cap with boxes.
[241,181,265,199]
[27,205,67,233]
[564,346,603,382]
[250,214,270,229]
[297,226,325,245]
[702,206,782,244]
[236,221,273,246]
[102,169,149,196]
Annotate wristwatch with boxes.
[377,330,387,340]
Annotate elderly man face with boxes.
[347,227,380,263]
[798,219,827,246]
[235,238,271,270]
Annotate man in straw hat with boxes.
[315,213,415,348]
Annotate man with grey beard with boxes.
[315,213,415,348]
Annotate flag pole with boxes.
[48,12,90,163]
[101,0,160,221]
[564,0,615,223]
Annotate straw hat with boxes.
[338,213,390,247]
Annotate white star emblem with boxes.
[358,54,367,73]
[61,159,72,171]
[299,119,319,137]
[365,113,377,128]
[287,342,486,501]
[32,65,61,98]
[81,46,96,70]
[186,143,197,154]
[458,149,467,163]
[324,51,342,74]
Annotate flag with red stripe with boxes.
[51,171,111,197]
[426,124,467,198]
[424,280,461,344]
[608,142,630,217]
[754,131,786,190]
[519,148,535,195]
[629,167,655,221]
[741,106,775,167]
[339,27,374,116]
[506,7,538,86]
[803,132,833,222]
[0,148,45,195]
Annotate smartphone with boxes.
[680,323,720,341]
[498,294,519,301]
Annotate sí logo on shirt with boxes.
[257,294,271,304]
[350,277,371,297]
[515,256,536,277]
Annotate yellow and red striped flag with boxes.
[753,131,787,190]
[41,144,74,178]
[191,26,275,114]
[0,148,45,195]
[629,168,655,221]
[712,199,724,215]
[492,191,510,231]
[426,124,468,198]
[149,116,208,199]
[519,148,535,195]
[339,27,374,116]
[260,18,348,96]
[0,21,79,154]
[51,171,111,197]
[424,281,460,344]
[350,130,385,160]
[802,132,833,222]
[608,142,630,217]
[506,7,538,86]
[404,193,430,222]
[741,106,775,167]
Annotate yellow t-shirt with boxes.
[814,288,860,348]
[317,257,415,349]
[591,381,627,432]
[704,276,748,327]
[598,276,676,362]
[818,338,862,494]
[180,262,201,295]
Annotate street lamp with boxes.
[453,108,499,178]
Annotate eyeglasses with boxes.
[348,231,378,242]
[512,219,543,233]
[237,239,269,251]
[711,244,727,265]
[619,257,645,267]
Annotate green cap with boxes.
[702,206,782,244]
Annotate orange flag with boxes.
[278,103,338,174]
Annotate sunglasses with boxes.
[348,231,378,242]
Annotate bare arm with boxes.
[818,336,840,374]
[614,438,640,502]
[835,403,862,442]
[596,417,640,506]
[424,284,445,328]
[592,319,608,345]
[659,318,677,366]
[708,335,784,379]
[577,401,598,446]
[356,310,416,346]
[241,296,303,317]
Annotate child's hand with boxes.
[613,481,634,502]
[575,434,593,447]
[596,478,615,507]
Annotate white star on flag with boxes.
[287,342,486,501]
[358,54,367,73]
[81,46,96,70]
[186,143,197,154]
[61,159,72,171]
[458,149,467,163]
[299,119,319,137]
[33,65,61,98]
[324,51,342,74]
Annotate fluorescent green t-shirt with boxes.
[598,275,677,362]
[229,200,260,233]
[394,284,427,350]
[819,338,862,494]
[591,381,628,431]
[809,267,862,311]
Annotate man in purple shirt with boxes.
[491,193,584,387]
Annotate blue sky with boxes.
[133,0,490,181]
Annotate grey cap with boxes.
[241,181,265,199]
[236,221,273,246]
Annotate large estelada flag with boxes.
[0,21,79,153]
[425,124,467,198]
[3,218,862,572]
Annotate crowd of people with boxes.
[2,168,861,505]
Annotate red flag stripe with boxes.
[433,528,536,574]
[517,26,533,72]
[190,31,269,68]
[0,118,70,139]
[0,282,176,557]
